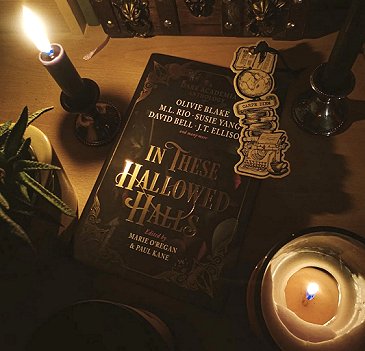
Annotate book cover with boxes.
[74,53,260,308]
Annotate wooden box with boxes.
[89,0,349,40]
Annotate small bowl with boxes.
[26,300,175,351]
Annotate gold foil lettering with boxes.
[145,144,166,164]
[115,141,232,235]
[125,191,154,225]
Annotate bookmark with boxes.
[230,41,290,179]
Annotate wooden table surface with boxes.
[1,26,365,350]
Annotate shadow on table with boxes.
[342,98,365,131]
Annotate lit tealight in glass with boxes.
[285,267,339,325]
[247,229,365,351]
[305,282,319,301]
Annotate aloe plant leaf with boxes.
[11,208,34,217]
[27,106,54,126]
[0,122,12,150]
[2,181,32,207]
[18,171,75,217]
[0,121,11,137]
[0,206,33,247]
[0,192,9,210]
[18,182,31,203]
[4,106,28,159]
[14,160,60,172]
[276,0,287,9]
[8,137,31,163]
[15,137,31,159]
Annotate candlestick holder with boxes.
[247,226,365,351]
[39,43,122,147]
[291,64,355,136]
[60,77,121,146]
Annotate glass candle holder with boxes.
[247,226,365,351]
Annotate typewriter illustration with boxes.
[236,131,289,178]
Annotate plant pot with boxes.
[26,125,78,252]
[0,125,78,272]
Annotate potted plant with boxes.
[0,106,75,263]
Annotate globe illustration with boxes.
[236,69,273,98]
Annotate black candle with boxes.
[322,0,365,92]
[23,6,86,99]
[39,43,85,98]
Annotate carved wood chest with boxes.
[90,0,349,40]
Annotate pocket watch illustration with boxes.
[235,68,273,99]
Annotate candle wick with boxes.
[47,48,55,60]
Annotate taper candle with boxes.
[22,6,121,147]
[322,0,365,92]
[22,6,85,99]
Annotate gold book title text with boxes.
[115,141,230,236]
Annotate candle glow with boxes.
[306,282,319,301]
[22,6,53,55]
[284,266,339,325]
[258,232,365,350]
[21,5,120,146]
[22,6,86,99]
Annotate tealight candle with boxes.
[247,227,365,351]
[285,267,339,325]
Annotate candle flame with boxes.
[306,282,319,301]
[22,6,52,54]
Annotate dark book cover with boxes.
[74,54,260,309]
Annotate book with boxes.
[74,53,260,309]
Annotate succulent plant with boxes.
[0,106,75,247]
